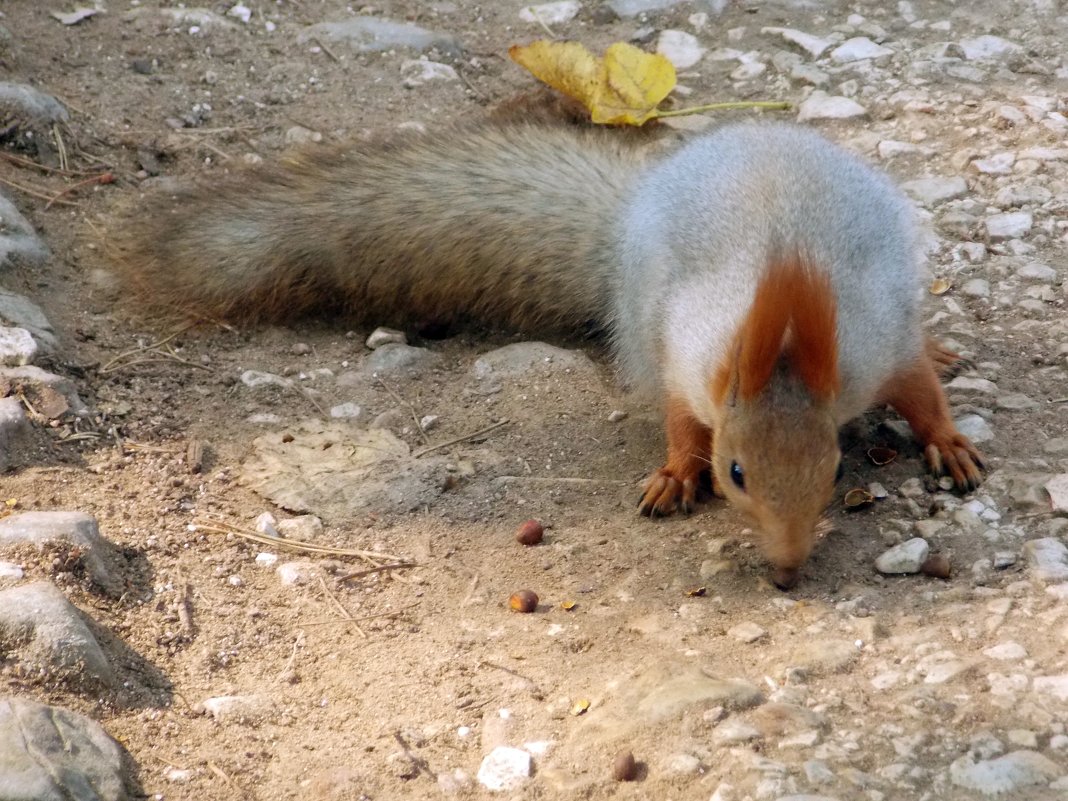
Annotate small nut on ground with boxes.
[612,750,638,781]
[515,519,544,546]
[921,554,951,579]
[509,590,538,613]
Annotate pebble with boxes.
[401,59,459,88]
[875,538,930,574]
[471,342,596,381]
[0,511,125,597]
[729,621,768,643]
[1033,675,1068,701]
[477,746,531,791]
[796,92,867,121]
[0,194,49,269]
[329,402,363,419]
[956,414,995,444]
[657,30,705,68]
[275,515,323,540]
[298,17,461,56]
[949,750,1061,793]
[1023,538,1068,583]
[761,27,834,58]
[971,152,1016,174]
[240,369,293,389]
[366,326,407,349]
[1016,262,1057,281]
[714,719,763,744]
[200,694,271,724]
[365,343,440,375]
[900,176,969,206]
[0,396,30,468]
[830,37,893,63]
[518,0,581,24]
[0,82,69,125]
[983,642,1027,660]
[958,35,1023,61]
[0,325,37,366]
[946,375,998,394]
[0,696,128,801]
[0,582,115,687]
[785,639,858,675]
[606,0,684,17]
[277,561,321,586]
[1045,474,1068,513]
[0,288,57,351]
[961,278,991,298]
[985,211,1033,240]
[996,392,1038,411]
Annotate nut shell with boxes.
[515,519,544,546]
[612,750,638,781]
[508,590,538,613]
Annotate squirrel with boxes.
[108,120,985,589]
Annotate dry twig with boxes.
[414,419,509,457]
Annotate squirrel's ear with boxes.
[732,260,795,401]
[785,263,839,402]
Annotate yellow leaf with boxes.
[509,40,676,126]
[508,41,603,112]
[592,42,676,125]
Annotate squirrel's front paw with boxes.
[638,467,699,517]
[924,433,984,492]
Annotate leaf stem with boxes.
[655,100,792,118]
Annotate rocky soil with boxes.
[0,0,1067,799]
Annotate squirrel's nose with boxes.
[772,567,799,590]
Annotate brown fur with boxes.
[105,124,646,330]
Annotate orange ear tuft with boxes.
[786,261,839,401]
[718,255,840,404]
[734,259,795,400]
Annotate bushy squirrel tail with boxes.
[106,124,644,330]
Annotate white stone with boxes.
[1046,474,1068,513]
[255,552,278,567]
[985,211,1033,240]
[1034,675,1068,701]
[875,538,929,574]
[1023,538,1068,583]
[761,27,834,58]
[900,176,968,206]
[657,30,706,68]
[477,746,531,791]
[797,91,867,121]
[0,326,37,366]
[240,370,293,389]
[0,560,23,580]
[227,4,251,23]
[330,402,363,419]
[366,327,407,349]
[276,560,319,586]
[401,59,459,87]
[961,279,990,298]
[518,0,580,24]
[830,37,893,63]
[1017,262,1057,281]
[949,750,1061,794]
[200,694,270,723]
[878,140,922,158]
[959,35,1023,61]
[728,622,767,643]
[946,376,998,394]
[983,642,1027,660]
[972,152,1016,175]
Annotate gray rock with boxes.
[329,402,362,420]
[0,582,114,687]
[996,392,1038,411]
[796,92,867,121]
[982,642,1027,660]
[1017,262,1057,281]
[956,414,995,444]
[986,211,1033,240]
[240,370,293,389]
[0,396,30,470]
[959,35,1024,61]
[472,342,595,381]
[365,343,440,375]
[971,152,1016,175]
[961,278,991,298]
[656,30,705,68]
[299,17,461,56]
[199,694,272,724]
[400,59,459,88]
[875,538,930,574]
[728,622,768,643]
[830,37,893,64]
[519,1,581,25]
[0,365,85,412]
[1033,675,1068,701]
[946,376,998,394]
[783,639,858,675]
[0,288,56,350]
[0,696,129,801]
[901,176,968,206]
[0,194,49,272]
[0,326,36,366]
[637,671,764,721]
[994,185,1052,207]
[949,750,1060,795]
[477,746,530,791]
[713,719,763,744]
[365,326,407,349]
[761,27,834,58]
[0,82,69,125]
[1023,538,1068,583]
[0,512,126,597]
[606,0,684,16]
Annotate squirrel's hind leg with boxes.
[878,354,985,491]
[638,397,711,517]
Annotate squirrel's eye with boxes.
[730,461,745,490]
[835,461,845,483]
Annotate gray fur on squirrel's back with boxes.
[614,122,924,419]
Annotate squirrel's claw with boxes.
[924,435,984,492]
[639,469,698,517]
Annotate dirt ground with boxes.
[2,1,1067,800]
